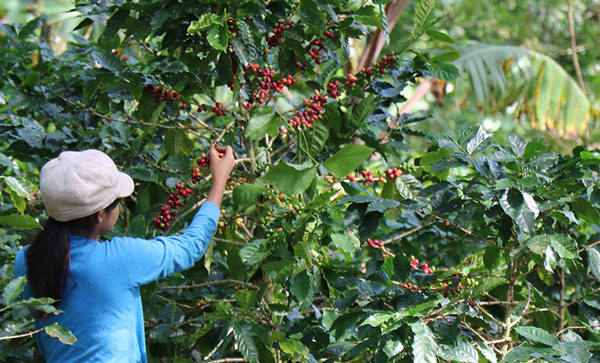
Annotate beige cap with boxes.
[40,150,134,222]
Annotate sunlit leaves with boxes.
[259,162,317,195]
[323,145,374,178]
[411,320,437,363]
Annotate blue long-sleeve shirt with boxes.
[14,201,220,363]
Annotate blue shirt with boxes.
[14,201,220,363]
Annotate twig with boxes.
[213,237,245,246]
[0,327,45,341]
[579,240,600,253]
[557,324,600,336]
[204,326,234,361]
[158,279,259,291]
[477,305,506,328]
[509,286,531,328]
[205,359,246,363]
[383,221,435,244]
[212,120,236,147]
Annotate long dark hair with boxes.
[25,199,120,317]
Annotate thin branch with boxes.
[213,237,246,246]
[158,279,259,291]
[579,240,600,253]
[384,221,435,244]
[0,327,45,341]
[203,326,234,361]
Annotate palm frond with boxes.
[453,44,592,137]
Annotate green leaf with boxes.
[504,346,552,362]
[2,276,26,305]
[548,235,578,260]
[351,94,376,125]
[466,127,493,155]
[323,145,375,178]
[523,141,548,158]
[383,339,405,357]
[126,166,157,182]
[290,271,314,310]
[44,323,77,345]
[239,239,270,265]
[437,340,479,363]
[235,289,257,310]
[331,232,359,260]
[8,188,26,215]
[412,0,436,38]
[188,13,223,33]
[137,92,166,123]
[233,183,267,210]
[245,107,278,140]
[477,341,497,363]
[91,48,123,73]
[507,133,527,157]
[366,198,400,213]
[4,176,36,197]
[571,198,600,225]
[411,320,438,363]
[0,152,14,168]
[157,303,184,325]
[500,188,536,234]
[163,129,187,155]
[0,214,41,229]
[232,320,259,363]
[207,25,229,51]
[361,312,395,327]
[128,215,147,238]
[258,162,317,195]
[393,254,410,282]
[588,248,600,282]
[514,326,560,346]
[371,79,403,98]
[426,30,455,43]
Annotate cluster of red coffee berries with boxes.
[245,64,296,107]
[386,167,403,180]
[377,53,397,74]
[345,166,406,184]
[327,80,340,98]
[322,30,335,39]
[360,53,397,77]
[266,19,294,48]
[410,258,434,274]
[196,152,209,168]
[153,182,191,231]
[190,167,203,184]
[143,84,186,109]
[308,38,327,64]
[344,73,357,87]
[211,103,224,116]
[287,91,327,129]
[346,171,385,183]
[366,238,384,248]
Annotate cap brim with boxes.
[117,171,135,198]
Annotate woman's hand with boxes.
[206,145,235,207]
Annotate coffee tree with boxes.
[1,0,600,362]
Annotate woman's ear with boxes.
[96,210,105,225]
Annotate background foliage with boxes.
[1,0,600,362]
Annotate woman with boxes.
[14,146,235,362]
